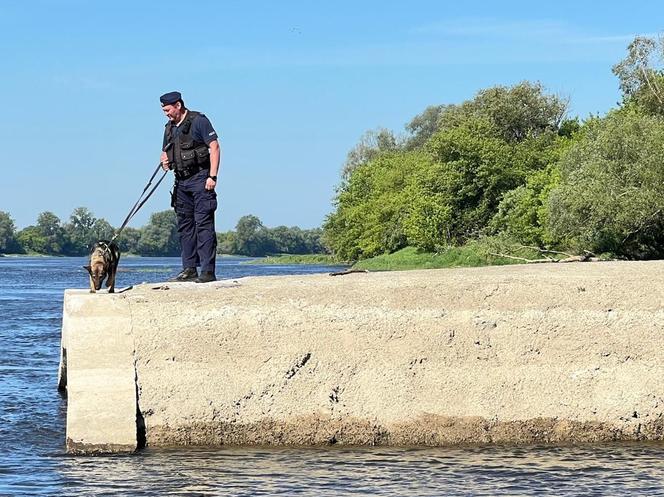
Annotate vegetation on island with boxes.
[322,35,664,270]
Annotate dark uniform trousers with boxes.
[175,169,217,273]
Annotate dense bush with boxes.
[489,165,561,247]
[325,82,571,259]
[548,110,664,258]
[325,151,429,259]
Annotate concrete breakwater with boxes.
[58,261,664,454]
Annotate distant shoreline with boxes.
[0,252,340,265]
[245,254,348,266]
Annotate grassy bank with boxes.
[352,244,541,271]
[246,240,558,271]
[245,254,349,266]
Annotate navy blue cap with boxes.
[160,91,181,105]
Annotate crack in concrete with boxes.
[285,352,312,379]
[127,298,145,451]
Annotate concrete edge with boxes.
[62,290,138,454]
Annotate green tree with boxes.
[423,118,566,244]
[548,109,664,258]
[16,226,47,254]
[265,226,328,254]
[63,207,119,255]
[216,231,236,255]
[269,225,302,254]
[342,128,400,181]
[138,210,179,256]
[116,227,141,254]
[479,81,566,141]
[558,117,581,138]
[404,104,449,150]
[404,82,567,150]
[65,207,98,255]
[488,124,578,247]
[91,218,114,241]
[300,228,328,254]
[325,150,430,259]
[612,35,664,116]
[0,211,17,253]
[33,211,68,254]
[490,164,562,247]
[401,190,453,252]
[233,215,272,256]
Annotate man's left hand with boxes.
[205,178,216,191]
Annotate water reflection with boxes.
[44,444,664,496]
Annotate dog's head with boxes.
[83,259,108,290]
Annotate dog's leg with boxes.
[84,265,96,293]
[108,248,120,294]
[107,271,116,293]
[107,258,119,294]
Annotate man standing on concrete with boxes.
[159,91,221,283]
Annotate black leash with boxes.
[111,143,172,243]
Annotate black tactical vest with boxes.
[164,110,211,178]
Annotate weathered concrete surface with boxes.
[59,290,137,454]
[59,261,664,453]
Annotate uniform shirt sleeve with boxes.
[193,114,218,145]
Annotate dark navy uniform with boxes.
[162,104,219,276]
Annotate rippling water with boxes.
[2,256,664,496]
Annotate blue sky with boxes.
[0,1,659,231]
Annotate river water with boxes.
[2,256,664,496]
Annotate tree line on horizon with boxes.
[0,209,327,258]
[322,35,664,261]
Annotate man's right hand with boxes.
[160,151,170,171]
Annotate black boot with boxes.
[196,271,216,283]
[169,267,198,282]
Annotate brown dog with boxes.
[84,240,120,293]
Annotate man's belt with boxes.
[174,165,208,180]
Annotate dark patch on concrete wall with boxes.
[135,366,146,450]
[66,438,137,455]
[58,348,67,392]
[144,414,664,448]
[285,353,311,379]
